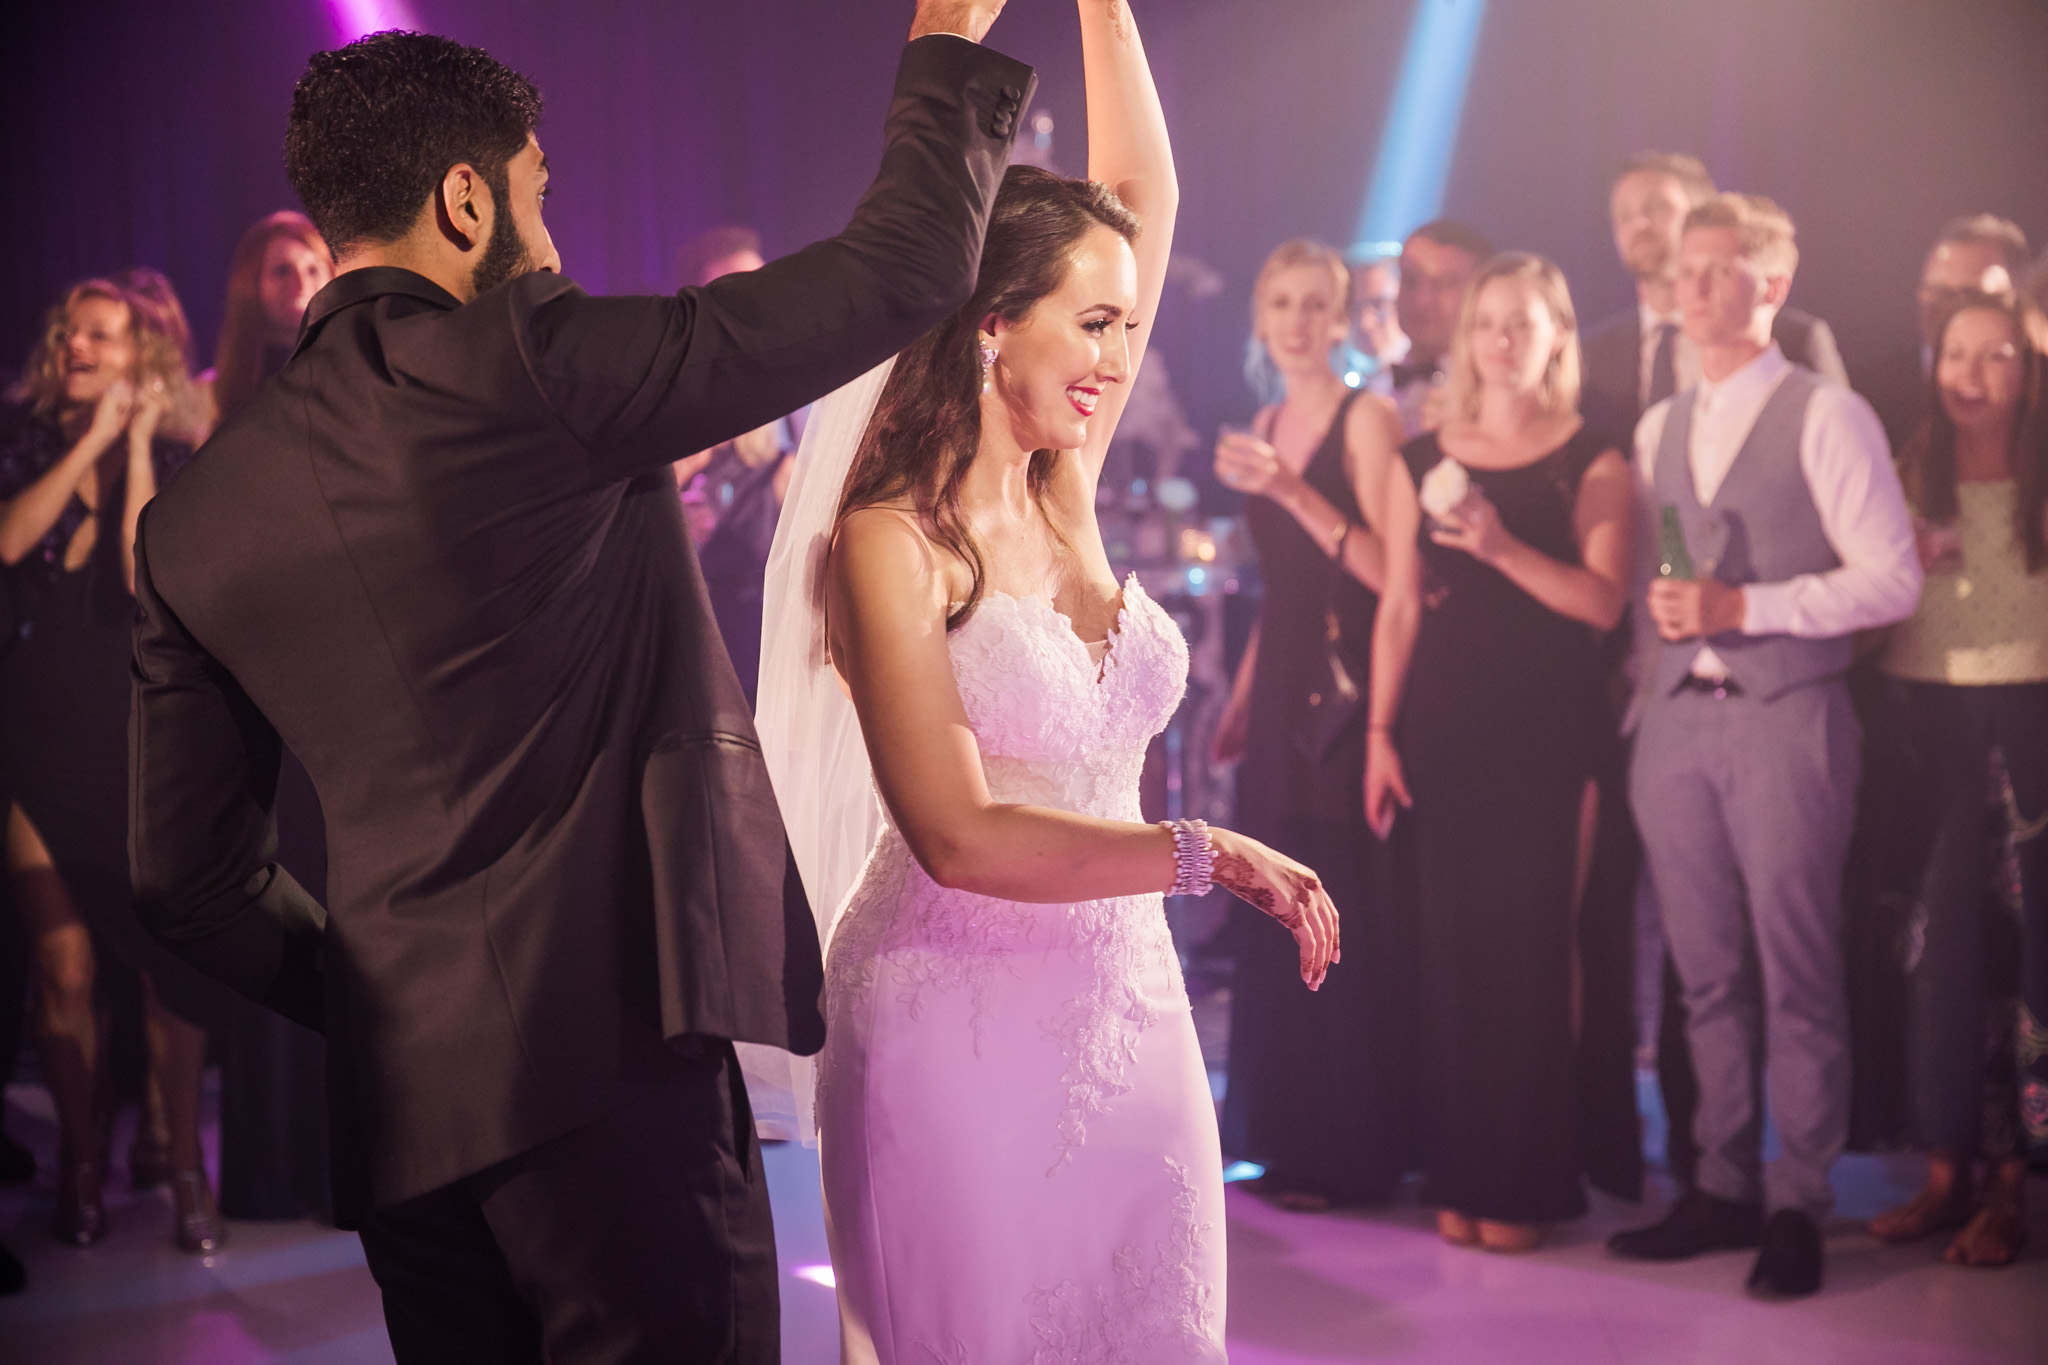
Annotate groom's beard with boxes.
[471,181,538,296]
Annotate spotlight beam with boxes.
[1356,0,1488,249]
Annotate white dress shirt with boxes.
[1636,302,1700,409]
[1633,343,1923,679]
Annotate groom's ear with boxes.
[434,163,488,252]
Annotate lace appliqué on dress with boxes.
[821,579,1192,1156]
[1024,1156,1219,1364]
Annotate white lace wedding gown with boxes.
[816,574,1228,1364]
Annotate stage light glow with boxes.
[793,1264,838,1289]
[1355,0,1488,249]
[326,0,422,43]
[1222,1160,1266,1184]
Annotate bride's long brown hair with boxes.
[837,166,1139,629]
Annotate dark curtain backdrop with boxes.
[4,0,2046,458]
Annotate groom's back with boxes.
[142,266,789,1217]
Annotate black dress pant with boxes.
[358,1042,777,1365]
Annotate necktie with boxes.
[1647,322,1679,408]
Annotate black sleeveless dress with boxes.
[1398,426,1603,1223]
[0,405,214,1023]
[1221,390,1417,1203]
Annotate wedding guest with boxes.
[1583,153,1846,450]
[1366,252,1634,1251]
[200,211,335,433]
[1612,195,1921,1297]
[0,276,223,1251]
[671,226,799,703]
[204,211,338,1225]
[1390,219,1492,438]
[2025,249,2048,319]
[1346,246,1407,392]
[1855,215,2030,454]
[1211,239,1411,1208]
[1870,289,2048,1268]
[1581,150,1849,1195]
[0,873,31,1186]
[114,269,201,374]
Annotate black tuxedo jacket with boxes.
[1579,304,1849,453]
[129,35,1034,1224]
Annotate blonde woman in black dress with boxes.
[1212,239,1411,1208]
[1366,253,1634,1250]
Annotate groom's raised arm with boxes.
[513,32,1035,478]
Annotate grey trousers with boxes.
[1629,679,1859,1217]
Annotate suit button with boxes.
[991,115,1013,138]
[1001,84,1022,101]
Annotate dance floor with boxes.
[1,1076,2045,1363]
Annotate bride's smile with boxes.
[981,223,1139,455]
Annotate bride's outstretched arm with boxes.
[828,508,1338,984]
[1076,0,1177,481]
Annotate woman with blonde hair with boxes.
[0,274,222,1251]
[1210,237,1415,1208]
[1366,251,1635,1249]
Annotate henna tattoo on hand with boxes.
[1214,849,1304,929]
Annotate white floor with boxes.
[3,1080,2045,1364]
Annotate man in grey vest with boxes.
[1609,194,1921,1296]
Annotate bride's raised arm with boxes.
[1075,0,1177,481]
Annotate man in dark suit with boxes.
[1852,214,2031,454]
[1387,218,1493,437]
[1581,153,1847,453]
[128,11,1030,1362]
[1577,151,1849,1201]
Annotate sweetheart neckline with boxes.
[956,572,1144,682]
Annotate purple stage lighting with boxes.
[327,0,422,43]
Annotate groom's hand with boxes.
[909,0,1008,43]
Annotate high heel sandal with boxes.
[53,1154,107,1247]
[172,1170,226,1254]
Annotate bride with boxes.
[759,2,1339,1358]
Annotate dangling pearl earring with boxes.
[979,339,998,396]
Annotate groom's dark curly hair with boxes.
[285,31,542,253]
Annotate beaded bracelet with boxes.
[1160,818,1214,898]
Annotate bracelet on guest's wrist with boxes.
[1160,818,1213,898]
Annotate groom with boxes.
[128,7,1030,1361]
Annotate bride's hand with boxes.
[1208,827,1339,990]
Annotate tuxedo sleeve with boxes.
[129,509,327,1031]
[512,34,1035,478]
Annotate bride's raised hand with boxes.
[1208,827,1339,990]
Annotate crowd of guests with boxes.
[1217,151,2048,1298]
[0,212,340,1291]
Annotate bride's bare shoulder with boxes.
[830,503,949,605]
